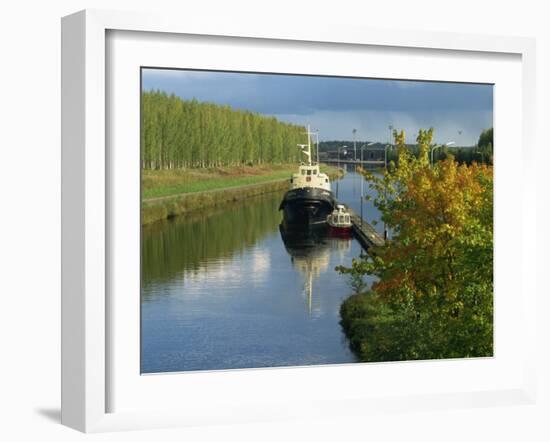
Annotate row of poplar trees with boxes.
[141,91,306,169]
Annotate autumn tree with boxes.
[339,128,493,362]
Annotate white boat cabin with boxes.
[327,204,352,227]
[290,164,331,192]
[289,126,331,192]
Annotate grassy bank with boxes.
[143,164,298,200]
[142,164,342,225]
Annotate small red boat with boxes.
[327,205,353,237]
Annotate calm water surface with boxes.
[141,166,382,373]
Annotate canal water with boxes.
[141,165,382,373]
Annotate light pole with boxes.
[359,142,375,227]
[360,142,376,166]
[384,144,393,171]
[337,145,347,199]
[338,145,347,167]
[311,129,320,164]
[388,125,393,168]
[384,139,392,241]
[352,129,357,162]
[430,141,455,166]
[382,144,392,239]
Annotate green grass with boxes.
[143,170,291,199]
[142,164,340,200]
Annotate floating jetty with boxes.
[346,207,385,249]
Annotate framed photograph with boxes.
[61,9,537,433]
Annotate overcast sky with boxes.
[142,68,493,146]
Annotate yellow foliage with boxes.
[339,128,494,361]
[373,148,492,306]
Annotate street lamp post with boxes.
[337,146,340,199]
[359,142,375,227]
[383,133,394,241]
[384,144,393,171]
[360,142,376,166]
[311,129,320,164]
[384,139,392,241]
[340,145,347,164]
[430,141,455,166]
[382,134,395,240]
[337,145,347,199]
[353,129,357,161]
[383,143,394,238]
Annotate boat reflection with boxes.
[279,223,352,315]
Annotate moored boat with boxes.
[279,127,336,226]
[327,204,353,237]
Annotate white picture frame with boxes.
[61,9,537,433]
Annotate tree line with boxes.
[141,91,306,169]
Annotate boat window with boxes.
[313,169,317,175]
[307,169,312,176]
[301,169,306,175]
[290,178,293,183]
[339,215,344,223]
[325,179,328,183]
[345,215,349,222]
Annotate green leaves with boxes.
[339,128,493,362]
[141,91,306,169]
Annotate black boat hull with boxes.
[279,187,336,226]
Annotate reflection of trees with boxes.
[142,192,283,292]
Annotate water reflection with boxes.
[141,170,377,373]
[141,191,283,293]
[279,224,352,316]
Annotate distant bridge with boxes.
[321,159,385,166]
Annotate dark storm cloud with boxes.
[141,69,493,144]
[142,69,493,116]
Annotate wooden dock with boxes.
[347,207,385,249]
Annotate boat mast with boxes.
[299,125,318,166]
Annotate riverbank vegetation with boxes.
[143,164,299,200]
[142,178,289,225]
[142,164,342,224]
[141,91,343,223]
[142,91,307,169]
[338,127,493,362]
